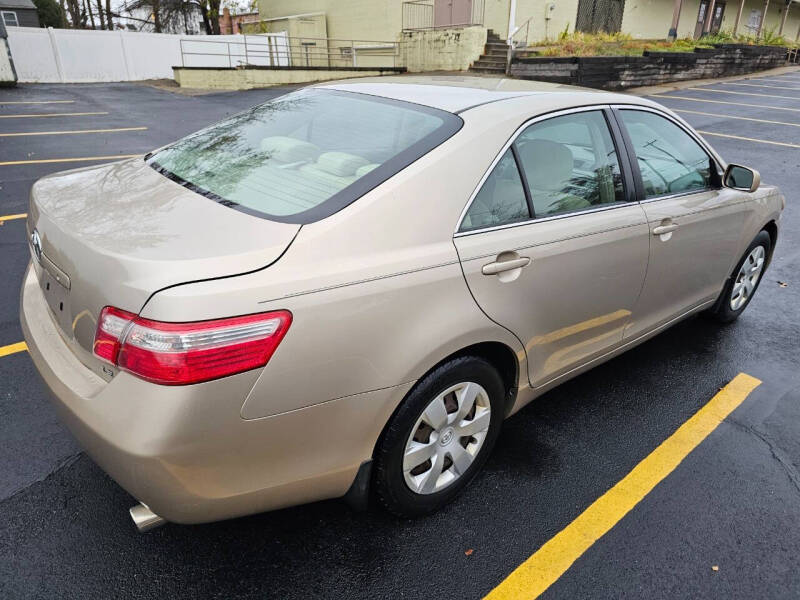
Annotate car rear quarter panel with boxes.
[141,105,541,420]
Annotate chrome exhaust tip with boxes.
[129,503,167,533]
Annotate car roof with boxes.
[316,75,654,114]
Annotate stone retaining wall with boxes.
[510,45,788,90]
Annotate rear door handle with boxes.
[652,223,679,235]
[481,256,531,275]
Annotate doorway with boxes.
[695,0,726,38]
[434,0,474,26]
[575,0,626,33]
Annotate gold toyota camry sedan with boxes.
[21,76,783,531]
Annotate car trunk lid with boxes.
[27,157,300,377]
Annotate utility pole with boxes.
[733,0,746,33]
[756,0,770,37]
[668,0,683,39]
[778,0,791,34]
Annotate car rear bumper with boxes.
[21,263,410,524]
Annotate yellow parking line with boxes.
[697,130,800,149]
[0,126,148,138]
[0,213,27,223]
[671,108,800,128]
[720,82,800,91]
[0,111,109,119]
[484,373,761,600]
[0,100,75,105]
[651,94,800,113]
[0,341,28,358]
[0,154,139,166]
[688,87,800,100]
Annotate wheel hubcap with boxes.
[403,381,491,495]
[730,245,766,311]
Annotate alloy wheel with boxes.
[402,382,491,495]
[730,245,766,311]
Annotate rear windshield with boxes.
[147,89,462,224]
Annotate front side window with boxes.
[515,110,626,218]
[2,11,19,26]
[619,110,714,199]
[148,89,461,223]
[460,149,529,232]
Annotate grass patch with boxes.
[527,29,797,58]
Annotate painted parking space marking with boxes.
[0,111,109,119]
[670,109,800,128]
[0,154,139,166]
[697,130,800,149]
[0,126,148,138]
[0,342,27,358]
[719,82,800,91]
[0,213,27,224]
[688,87,800,101]
[650,94,800,113]
[484,373,761,600]
[0,100,75,105]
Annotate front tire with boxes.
[705,230,770,323]
[373,356,505,518]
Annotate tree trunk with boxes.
[199,1,212,34]
[65,0,81,26]
[208,0,221,34]
[95,0,106,29]
[105,0,112,29]
[58,0,68,27]
[151,0,162,32]
[84,0,96,28]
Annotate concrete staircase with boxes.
[469,30,508,75]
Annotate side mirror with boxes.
[723,164,760,193]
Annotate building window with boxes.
[2,11,19,26]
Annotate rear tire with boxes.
[373,356,505,518]
[704,230,770,323]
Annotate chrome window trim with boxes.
[611,104,725,204]
[454,104,628,236]
[454,201,631,238]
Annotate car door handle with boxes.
[652,223,679,235]
[481,256,531,275]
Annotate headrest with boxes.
[355,163,380,178]
[314,152,369,177]
[517,139,574,191]
[260,136,319,163]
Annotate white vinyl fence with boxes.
[6,27,288,83]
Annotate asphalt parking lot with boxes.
[1,72,799,599]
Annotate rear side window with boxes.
[460,149,529,232]
[148,89,462,224]
[515,110,626,218]
[619,110,714,199]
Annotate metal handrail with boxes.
[506,16,533,74]
[180,34,400,69]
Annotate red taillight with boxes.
[94,306,137,364]
[93,307,291,385]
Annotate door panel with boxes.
[616,108,752,339]
[711,1,726,33]
[451,0,473,25]
[455,207,649,386]
[625,189,749,339]
[694,0,709,38]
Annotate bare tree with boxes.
[94,0,106,28]
[83,0,96,28]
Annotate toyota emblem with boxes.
[31,228,42,263]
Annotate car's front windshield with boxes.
[147,88,462,224]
